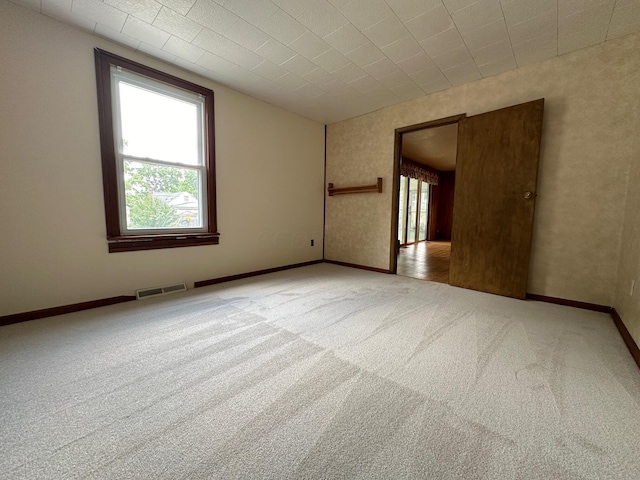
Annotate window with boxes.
[94,49,219,253]
[398,175,430,245]
[418,181,429,241]
[407,177,419,243]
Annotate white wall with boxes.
[0,2,325,316]
[325,32,640,308]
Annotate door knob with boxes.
[523,191,533,199]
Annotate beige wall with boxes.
[615,89,640,347]
[0,2,325,317]
[326,33,640,309]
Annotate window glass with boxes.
[419,182,429,241]
[117,81,201,165]
[407,178,419,243]
[124,161,202,230]
[398,176,407,243]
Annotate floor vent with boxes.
[136,283,187,300]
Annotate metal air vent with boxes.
[136,283,187,300]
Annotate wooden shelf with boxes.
[328,177,382,196]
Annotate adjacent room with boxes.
[2,0,640,478]
[396,122,458,283]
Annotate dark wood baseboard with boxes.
[526,294,639,370]
[525,293,611,313]
[0,295,136,327]
[324,259,391,274]
[611,308,640,370]
[195,259,390,288]
[1,261,326,327]
[5,272,636,374]
[194,260,324,288]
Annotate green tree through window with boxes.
[124,162,199,229]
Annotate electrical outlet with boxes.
[631,280,635,296]
[310,239,314,247]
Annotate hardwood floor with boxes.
[397,241,451,283]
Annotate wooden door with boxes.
[449,99,544,299]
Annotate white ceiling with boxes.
[402,123,458,171]
[11,0,640,124]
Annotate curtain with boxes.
[400,157,439,185]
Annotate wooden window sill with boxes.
[108,233,220,253]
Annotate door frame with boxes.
[390,114,466,274]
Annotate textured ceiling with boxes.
[402,123,458,171]
[11,0,640,124]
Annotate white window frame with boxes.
[111,67,208,235]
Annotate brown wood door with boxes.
[449,99,544,299]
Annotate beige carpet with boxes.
[1,264,639,479]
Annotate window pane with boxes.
[118,81,201,165]
[124,161,202,230]
[407,178,418,243]
[419,182,429,241]
[398,176,407,243]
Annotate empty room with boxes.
[1,0,640,478]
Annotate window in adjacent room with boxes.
[94,48,219,253]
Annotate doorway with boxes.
[390,100,544,299]
[394,119,460,284]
